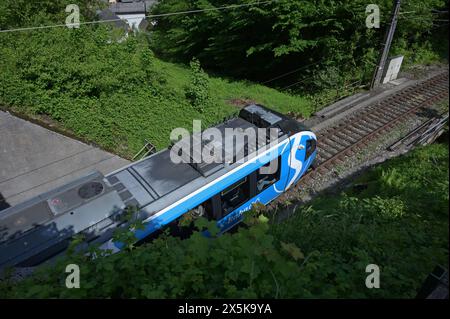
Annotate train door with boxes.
[216,155,283,232]
[165,196,218,239]
[213,175,252,232]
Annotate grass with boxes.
[153,58,314,115]
[271,141,449,298]
[1,26,446,161]
[0,29,312,160]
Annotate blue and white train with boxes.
[0,104,317,270]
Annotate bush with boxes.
[1,143,447,298]
[0,215,314,299]
[272,143,449,298]
[150,0,447,90]
[184,58,212,112]
[0,1,313,158]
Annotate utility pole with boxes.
[370,0,402,89]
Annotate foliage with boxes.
[0,0,312,159]
[393,40,444,68]
[112,205,146,250]
[1,143,447,298]
[184,58,212,112]
[150,0,448,90]
[0,0,101,29]
[0,215,313,299]
[272,142,449,298]
[0,0,448,299]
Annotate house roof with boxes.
[110,2,147,14]
[97,9,129,29]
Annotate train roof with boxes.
[105,104,309,212]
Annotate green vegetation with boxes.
[0,0,448,299]
[272,142,449,298]
[0,0,448,157]
[0,0,311,158]
[1,142,447,298]
[0,27,311,158]
[184,58,213,112]
[0,215,317,298]
[151,0,448,91]
[154,58,312,115]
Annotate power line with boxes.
[399,14,449,20]
[278,40,378,92]
[0,0,279,34]
[398,9,448,21]
[280,78,307,91]
[399,11,446,15]
[430,23,450,30]
[314,79,367,110]
[261,57,328,84]
[262,42,371,85]
[398,16,449,23]
[399,8,448,15]
[273,43,378,91]
[262,43,372,91]
[279,63,367,92]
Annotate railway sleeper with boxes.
[334,131,358,145]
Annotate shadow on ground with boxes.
[0,193,10,212]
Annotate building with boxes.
[98,0,157,32]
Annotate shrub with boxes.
[184,58,212,113]
[0,144,447,299]
[1,215,312,298]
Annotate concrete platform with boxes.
[0,111,130,207]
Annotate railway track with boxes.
[301,70,449,183]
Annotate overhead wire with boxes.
[0,0,279,34]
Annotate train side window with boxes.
[167,199,214,240]
[189,199,213,220]
[221,177,250,216]
[305,139,316,159]
[256,156,281,193]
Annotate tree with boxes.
[150,0,447,89]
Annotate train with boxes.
[0,104,317,270]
